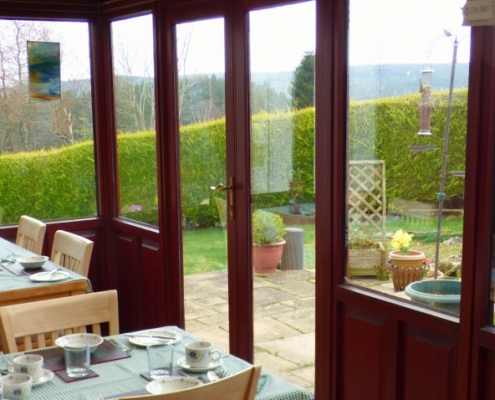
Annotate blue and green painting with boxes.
[28,41,61,102]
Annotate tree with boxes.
[0,20,94,153]
[291,51,315,109]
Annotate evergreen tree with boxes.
[291,51,315,109]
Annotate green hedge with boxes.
[0,89,467,226]
[350,89,467,204]
[0,143,97,224]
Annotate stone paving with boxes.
[183,267,405,396]
[184,269,317,394]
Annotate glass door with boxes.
[249,2,316,393]
[176,18,230,352]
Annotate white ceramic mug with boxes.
[0,373,32,400]
[185,341,221,368]
[7,354,43,383]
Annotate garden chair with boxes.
[50,230,94,277]
[0,290,119,353]
[15,215,46,255]
[117,364,261,400]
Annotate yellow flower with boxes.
[391,229,413,254]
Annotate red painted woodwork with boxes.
[0,1,495,400]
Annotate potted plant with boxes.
[252,209,286,273]
[387,229,428,291]
[347,230,388,280]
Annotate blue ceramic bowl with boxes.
[405,279,461,314]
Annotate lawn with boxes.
[182,216,463,275]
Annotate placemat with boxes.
[29,339,130,371]
[55,368,99,383]
[2,262,48,276]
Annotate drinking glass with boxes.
[147,344,174,379]
[64,342,90,378]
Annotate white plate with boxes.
[30,271,70,282]
[32,369,54,387]
[127,330,182,347]
[146,376,202,394]
[177,356,222,372]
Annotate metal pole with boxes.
[434,36,458,279]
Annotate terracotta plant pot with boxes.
[387,250,427,292]
[252,240,286,273]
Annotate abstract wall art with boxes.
[27,41,61,102]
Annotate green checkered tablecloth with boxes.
[20,326,313,400]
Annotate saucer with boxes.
[177,356,222,372]
[32,369,54,387]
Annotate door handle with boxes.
[210,177,234,220]
[210,183,229,191]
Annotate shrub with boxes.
[252,209,286,245]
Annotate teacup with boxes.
[185,341,221,368]
[0,373,32,400]
[8,354,43,382]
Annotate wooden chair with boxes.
[15,215,46,255]
[51,230,94,277]
[117,365,261,400]
[0,290,119,353]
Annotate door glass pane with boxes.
[348,0,470,316]
[0,20,95,225]
[111,15,158,226]
[250,2,315,393]
[176,18,229,352]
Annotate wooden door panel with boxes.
[400,324,457,400]
[478,347,495,400]
[140,237,164,328]
[339,304,387,400]
[115,232,141,331]
[337,298,458,400]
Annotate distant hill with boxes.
[64,62,470,103]
[250,63,470,101]
[251,71,294,96]
[349,63,469,100]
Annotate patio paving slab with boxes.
[184,269,316,394]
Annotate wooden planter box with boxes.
[347,243,387,278]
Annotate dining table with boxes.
[12,326,314,400]
[0,237,91,307]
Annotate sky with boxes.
[349,0,470,66]
[15,0,471,81]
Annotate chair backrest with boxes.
[15,215,46,255]
[50,230,94,277]
[118,365,261,400]
[0,290,119,353]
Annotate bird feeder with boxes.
[418,68,433,135]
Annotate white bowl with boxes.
[55,333,103,353]
[16,255,49,269]
[146,377,203,394]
